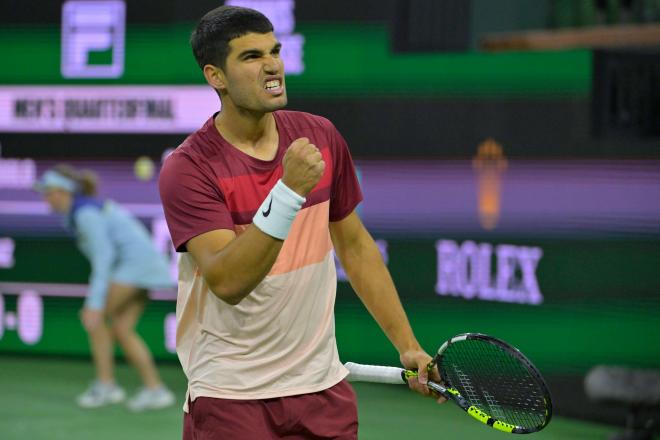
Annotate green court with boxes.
[1,356,617,440]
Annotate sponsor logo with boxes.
[436,239,543,305]
[61,0,126,79]
[262,198,273,217]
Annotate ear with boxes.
[203,64,226,92]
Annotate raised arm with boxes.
[187,226,281,305]
[179,137,325,305]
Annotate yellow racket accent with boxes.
[493,420,516,433]
[467,407,517,433]
[403,370,418,381]
[402,362,439,383]
[467,406,491,424]
[444,387,460,396]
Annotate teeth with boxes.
[265,80,280,90]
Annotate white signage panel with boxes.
[0,86,220,134]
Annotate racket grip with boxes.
[344,362,407,385]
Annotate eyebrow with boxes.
[237,42,282,59]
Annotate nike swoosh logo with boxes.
[262,197,273,217]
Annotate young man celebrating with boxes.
[159,6,441,439]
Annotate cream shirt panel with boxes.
[175,201,347,407]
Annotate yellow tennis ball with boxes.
[134,156,155,181]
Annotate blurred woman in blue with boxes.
[35,164,175,411]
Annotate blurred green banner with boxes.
[1,236,658,375]
[0,23,590,97]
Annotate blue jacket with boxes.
[68,197,173,310]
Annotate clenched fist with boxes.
[281,137,325,197]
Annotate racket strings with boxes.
[440,339,548,430]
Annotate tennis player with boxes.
[35,165,175,411]
[158,6,440,438]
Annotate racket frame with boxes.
[421,333,553,434]
[345,333,553,435]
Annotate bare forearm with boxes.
[200,226,283,305]
[341,238,422,354]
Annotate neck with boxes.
[215,103,276,147]
[60,194,74,215]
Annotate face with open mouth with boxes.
[264,77,284,96]
[221,32,288,113]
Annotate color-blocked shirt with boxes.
[159,110,362,403]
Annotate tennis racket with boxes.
[345,333,552,434]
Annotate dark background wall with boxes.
[1,0,658,159]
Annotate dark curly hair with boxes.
[190,5,273,71]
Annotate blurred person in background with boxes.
[34,164,175,411]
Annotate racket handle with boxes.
[345,362,454,402]
[344,362,407,385]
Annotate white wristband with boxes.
[253,179,306,240]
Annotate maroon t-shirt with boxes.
[159,110,363,252]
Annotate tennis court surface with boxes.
[1,355,619,440]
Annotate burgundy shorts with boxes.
[183,380,358,439]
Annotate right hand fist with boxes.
[281,137,325,197]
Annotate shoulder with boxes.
[168,115,223,164]
[276,110,344,154]
[275,110,336,133]
[169,132,209,165]
[159,139,223,201]
[75,204,103,218]
[73,203,105,232]
[159,134,213,185]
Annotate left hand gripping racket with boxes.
[345,333,552,434]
